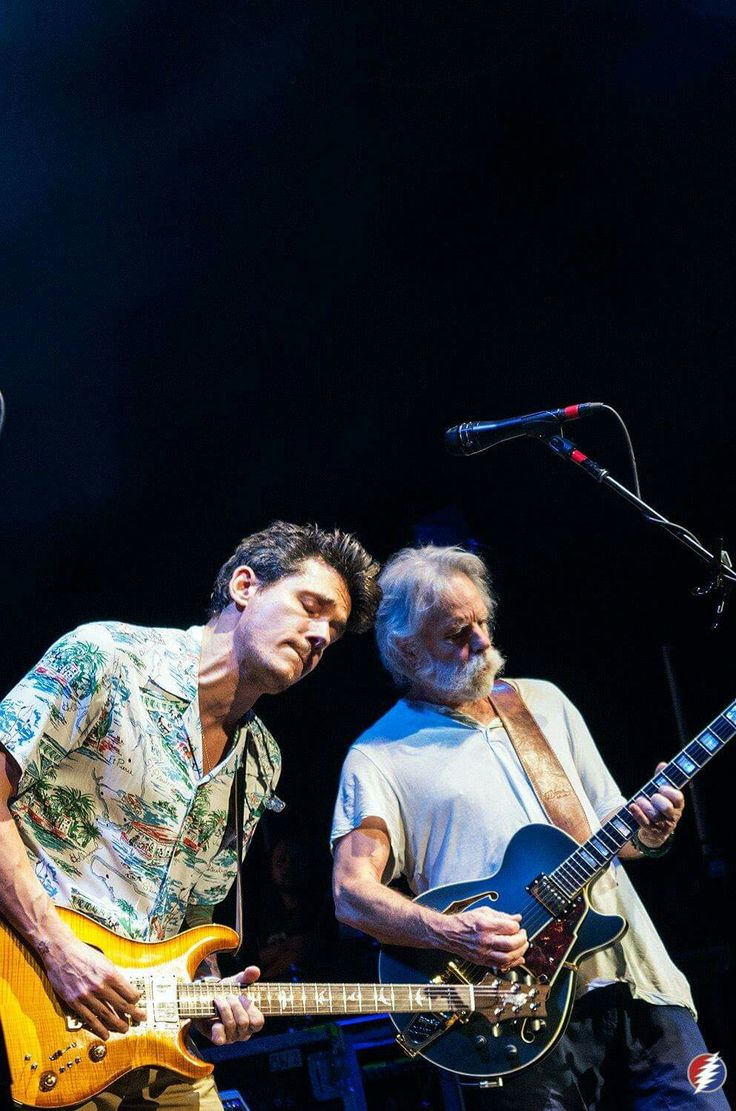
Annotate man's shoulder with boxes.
[59,621,197,675]
[65,620,184,653]
[511,677,570,707]
[510,678,589,738]
[349,699,426,752]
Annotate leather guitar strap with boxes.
[488,679,591,844]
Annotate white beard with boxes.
[413,644,506,704]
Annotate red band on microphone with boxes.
[563,405,581,420]
[571,449,588,465]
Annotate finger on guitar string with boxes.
[193,965,265,1045]
[61,980,147,1036]
[70,998,129,1041]
[629,762,685,834]
[441,905,528,969]
[210,995,265,1045]
[42,946,147,1040]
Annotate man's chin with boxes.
[450,677,495,702]
[422,656,504,704]
[257,661,303,694]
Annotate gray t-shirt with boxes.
[331,678,694,1013]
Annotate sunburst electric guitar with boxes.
[378,697,735,1083]
[0,908,548,1108]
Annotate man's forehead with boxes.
[430,574,486,621]
[286,558,351,607]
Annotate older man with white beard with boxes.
[331,546,726,1111]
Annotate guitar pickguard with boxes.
[523,895,587,979]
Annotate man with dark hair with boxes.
[208,520,379,634]
[0,521,380,1111]
[332,545,725,1111]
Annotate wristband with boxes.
[631,829,674,858]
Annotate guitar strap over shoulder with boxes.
[488,679,592,844]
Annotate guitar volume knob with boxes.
[89,1044,107,1062]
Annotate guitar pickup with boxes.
[527,873,570,917]
[148,975,179,1026]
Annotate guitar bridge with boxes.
[396,1010,461,1057]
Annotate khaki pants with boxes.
[71,1069,224,1111]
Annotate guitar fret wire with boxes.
[566,859,593,885]
[684,741,707,765]
[554,867,582,895]
[564,858,590,884]
[711,717,733,741]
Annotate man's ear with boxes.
[228,566,260,610]
[394,635,418,667]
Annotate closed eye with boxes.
[448,617,488,642]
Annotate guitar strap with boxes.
[488,679,592,844]
[233,760,246,959]
[231,724,286,960]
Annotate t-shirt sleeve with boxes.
[0,625,115,793]
[330,745,406,882]
[559,688,627,822]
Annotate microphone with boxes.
[445,402,605,456]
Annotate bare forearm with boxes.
[334,874,447,949]
[0,807,75,958]
[334,873,529,971]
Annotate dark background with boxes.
[1,0,734,1099]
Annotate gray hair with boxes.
[375,545,497,687]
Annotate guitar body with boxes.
[0,907,239,1108]
[379,824,627,1080]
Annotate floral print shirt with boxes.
[0,622,281,940]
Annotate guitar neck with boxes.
[178,981,481,1017]
[548,699,736,902]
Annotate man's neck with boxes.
[407,687,498,726]
[198,618,259,734]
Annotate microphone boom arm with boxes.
[539,433,735,624]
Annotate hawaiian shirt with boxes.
[0,622,281,941]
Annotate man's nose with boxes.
[471,624,491,651]
[307,619,330,653]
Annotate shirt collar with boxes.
[402,696,501,729]
[144,624,202,704]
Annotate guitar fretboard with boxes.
[178,981,466,1017]
[548,699,736,901]
[174,980,538,1017]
